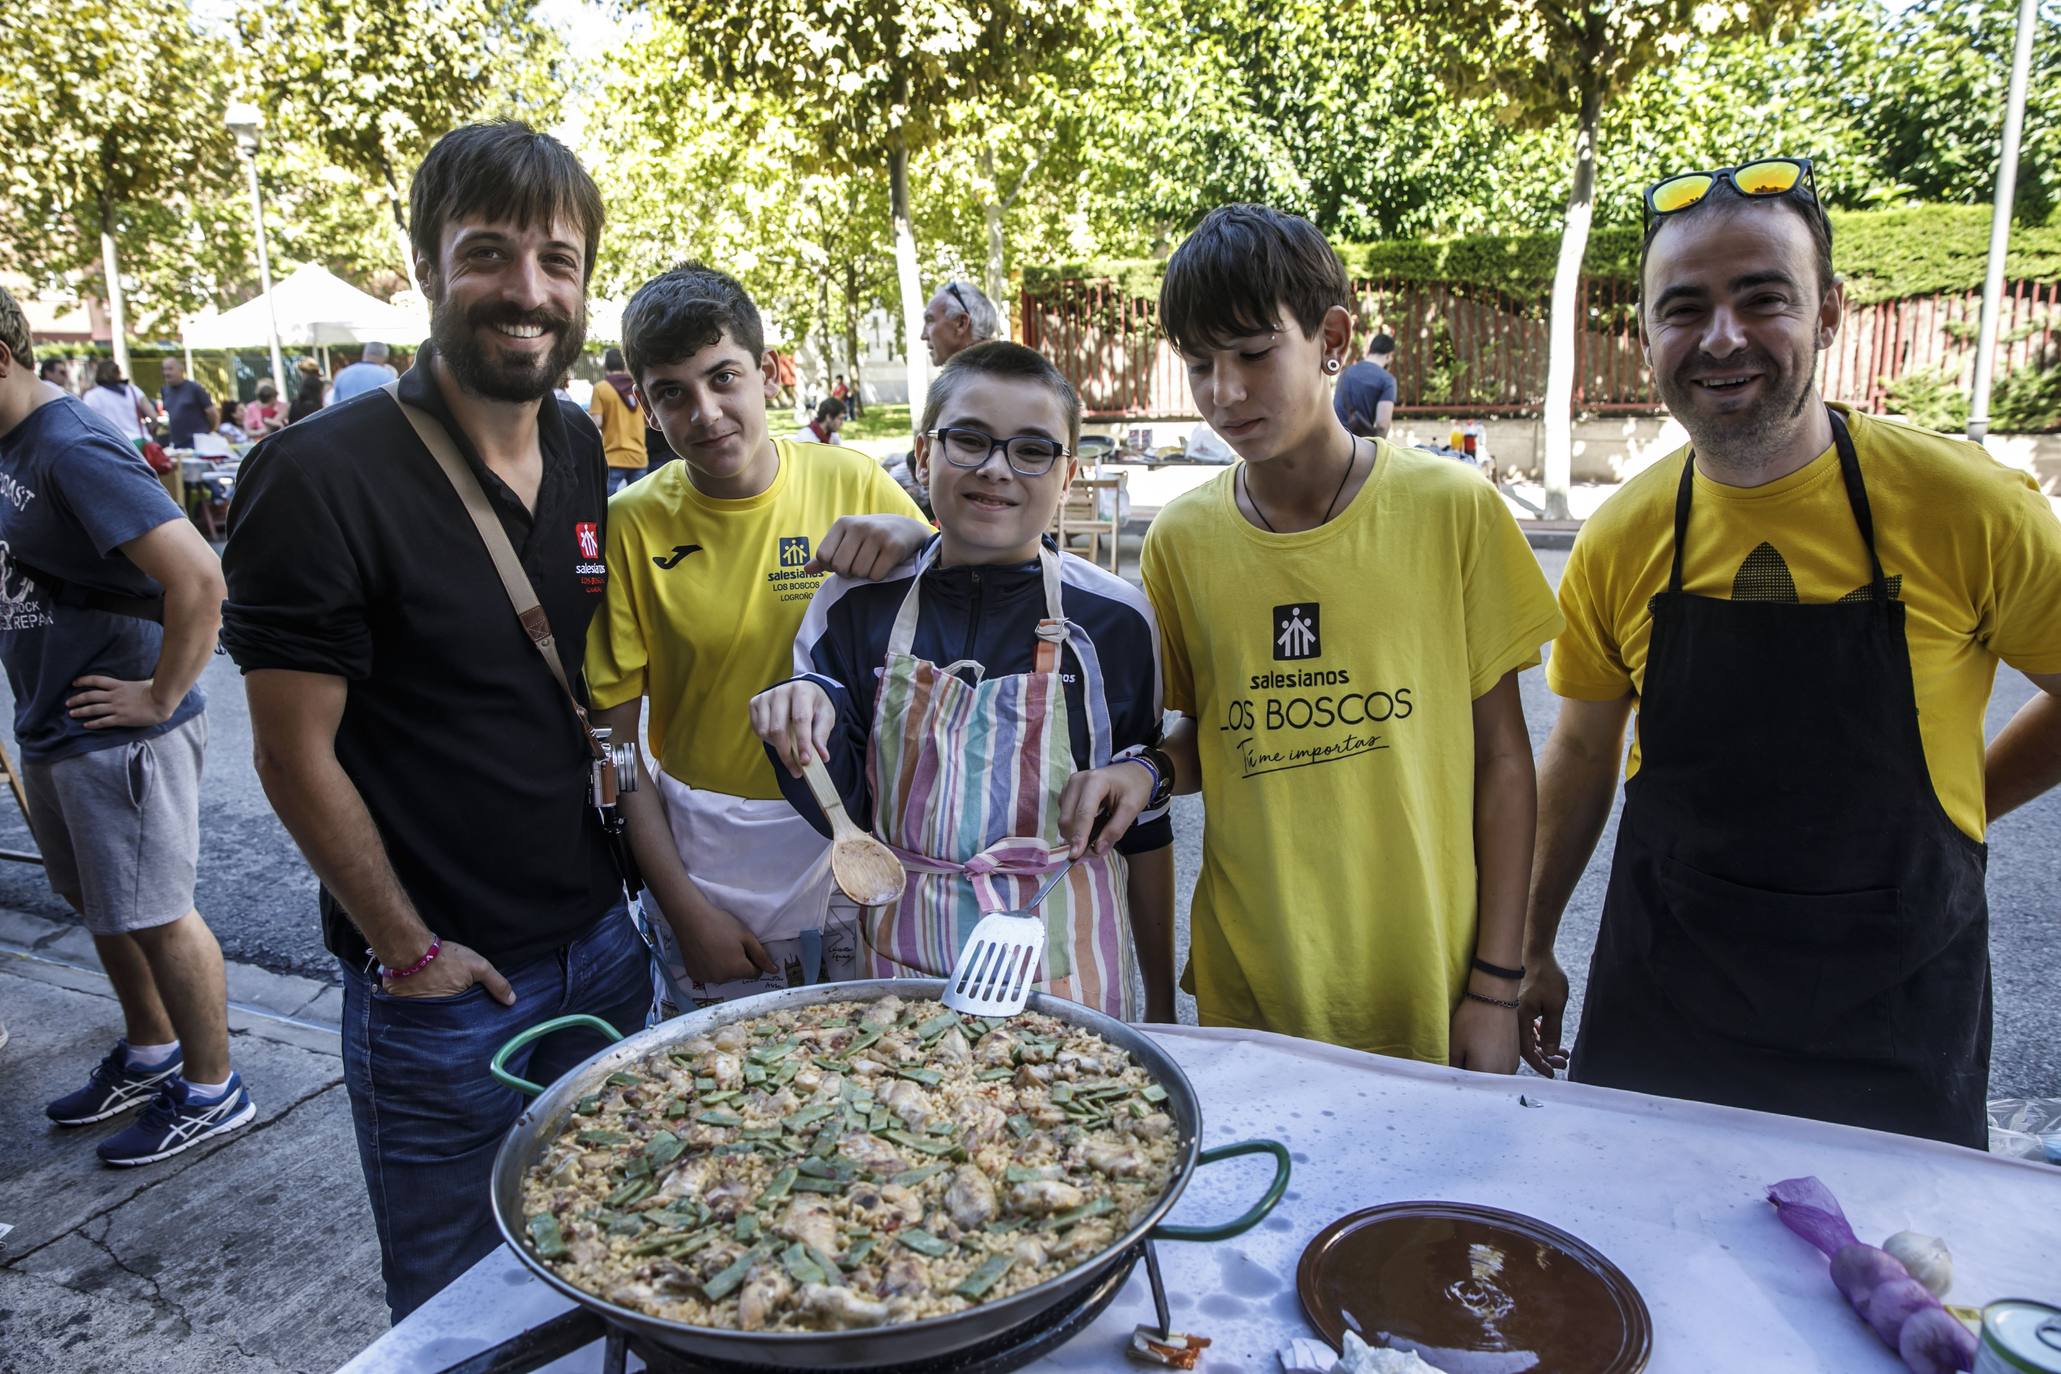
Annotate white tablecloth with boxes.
[343,1025,2061,1373]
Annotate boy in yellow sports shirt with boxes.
[1140,205,1562,1067]
[586,263,928,1007]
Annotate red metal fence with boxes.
[1019,277,2061,419]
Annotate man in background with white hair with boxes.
[920,280,999,366]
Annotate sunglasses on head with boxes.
[1643,157,1821,229]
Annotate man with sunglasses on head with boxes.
[1518,158,2061,1147]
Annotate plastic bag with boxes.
[1988,1097,2061,1164]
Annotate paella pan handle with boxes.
[1150,1138,1292,1243]
[489,1014,626,1096]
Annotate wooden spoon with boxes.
[801,756,906,906]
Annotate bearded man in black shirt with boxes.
[223,121,648,1321]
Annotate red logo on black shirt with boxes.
[575,522,600,560]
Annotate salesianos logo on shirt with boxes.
[1273,603,1321,660]
[767,535,826,603]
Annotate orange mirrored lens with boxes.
[1734,160,1803,196]
[1651,174,1714,214]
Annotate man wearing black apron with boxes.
[1517,159,2061,1148]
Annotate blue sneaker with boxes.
[46,1040,184,1125]
[97,1074,257,1167]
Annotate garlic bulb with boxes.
[1883,1230,1953,1298]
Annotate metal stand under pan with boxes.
[439,1240,1167,1374]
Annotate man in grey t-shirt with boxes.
[0,287,254,1167]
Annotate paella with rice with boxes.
[518,994,1182,1332]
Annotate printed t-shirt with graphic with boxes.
[589,377,647,470]
[1141,444,1561,1060]
[1551,405,2061,841]
[585,437,926,799]
[0,394,204,764]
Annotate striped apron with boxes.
[863,545,1136,1017]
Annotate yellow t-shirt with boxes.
[1549,406,2061,841]
[589,379,647,470]
[1140,445,1563,1060]
[586,438,925,799]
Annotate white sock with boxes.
[181,1075,233,1098]
[126,1040,180,1069]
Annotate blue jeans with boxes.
[339,900,652,1321]
[606,466,636,494]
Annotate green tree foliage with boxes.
[0,0,246,364]
[1074,0,1559,244]
[236,0,570,292]
[653,0,1099,419]
[1393,0,1819,513]
[1852,0,2061,223]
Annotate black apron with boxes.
[1570,411,1991,1147]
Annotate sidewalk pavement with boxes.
[1,907,386,1373]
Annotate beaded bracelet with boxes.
[1463,990,1521,1010]
[373,936,442,982]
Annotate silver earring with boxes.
[1324,359,1340,374]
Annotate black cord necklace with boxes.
[1242,436,1362,534]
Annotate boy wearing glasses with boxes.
[586,263,929,1007]
[1521,159,2061,1145]
[751,342,1176,1020]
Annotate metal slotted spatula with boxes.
[941,858,1079,1017]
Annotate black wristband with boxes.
[1471,956,1525,981]
[1139,747,1175,810]
[1464,990,1520,1010]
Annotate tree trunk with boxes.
[1541,82,1601,521]
[889,142,927,435]
[382,160,423,295]
[843,259,864,416]
[819,269,835,403]
[981,148,1009,341]
[99,208,130,382]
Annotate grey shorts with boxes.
[22,712,207,936]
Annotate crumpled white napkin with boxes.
[1278,1332,1447,1373]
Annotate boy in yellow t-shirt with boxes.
[1140,205,1562,1066]
[586,263,928,1008]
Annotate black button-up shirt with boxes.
[222,342,623,969]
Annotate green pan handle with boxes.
[489,1014,626,1096]
[1151,1138,1292,1243]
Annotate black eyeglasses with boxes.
[924,427,1070,477]
[1643,157,1822,230]
[946,283,972,320]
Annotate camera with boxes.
[590,725,639,832]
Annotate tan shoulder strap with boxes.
[382,381,603,762]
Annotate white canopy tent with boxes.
[183,263,426,349]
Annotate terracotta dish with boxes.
[1297,1201,1651,1374]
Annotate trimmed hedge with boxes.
[1023,205,2061,306]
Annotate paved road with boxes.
[2,546,2052,1098]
